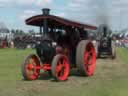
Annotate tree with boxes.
[11,29,15,34]
[28,29,35,35]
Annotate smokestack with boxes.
[42,8,50,15]
[41,8,50,37]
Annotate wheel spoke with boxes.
[56,63,62,73]
[88,58,92,65]
[29,59,33,64]
[60,67,65,76]
[26,67,33,76]
[90,49,94,54]
[86,66,91,73]
[32,58,37,66]
[84,51,89,64]
[33,71,39,77]
[62,59,67,68]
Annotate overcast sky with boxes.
[0,0,128,31]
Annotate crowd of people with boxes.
[0,35,40,49]
[0,38,14,48]
[115,39,128,48]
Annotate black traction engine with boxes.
[96,24,116,59]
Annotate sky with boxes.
[0,0,128,32]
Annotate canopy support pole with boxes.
[39,26,42,35]
[43,19,48,36]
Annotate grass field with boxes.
[117,48,128,64]
[0,48,128,96]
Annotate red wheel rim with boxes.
[84,42,96,76]
[55,56,69,81]
[25,56,40,80]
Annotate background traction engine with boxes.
[96,24,116,59]
[21,8,97,81]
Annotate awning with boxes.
[26,15,97,30]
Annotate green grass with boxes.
[0,48,128,96]
[117,48,128,64]
[0,49,35,81]
[0,49,35,96]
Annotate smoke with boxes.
[88,0,110,25]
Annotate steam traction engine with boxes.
[21,8,97,81]
[96,24,116,58]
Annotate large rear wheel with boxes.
[51,54,70,81]
[76,40,96,76]
[21,54,40,80]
